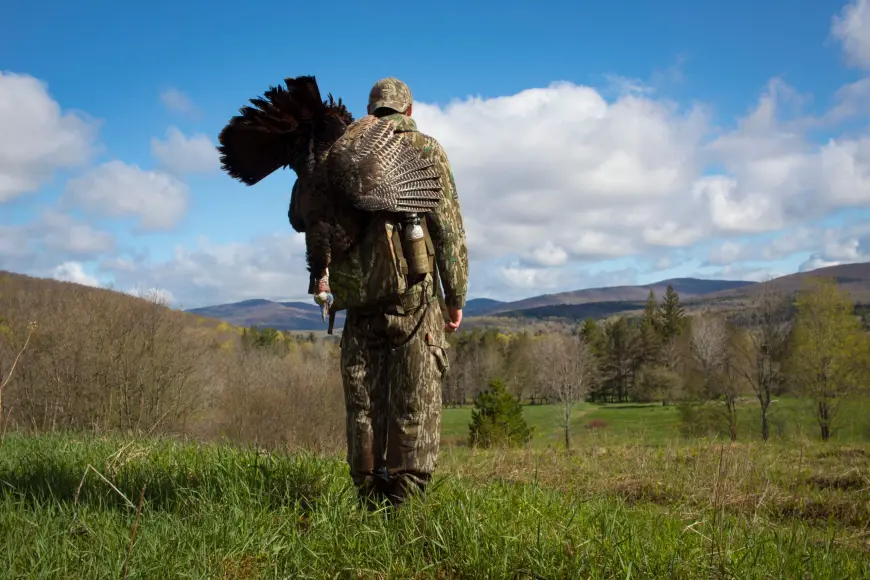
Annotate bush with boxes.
[467,378,534,448]
[677,402,727,438]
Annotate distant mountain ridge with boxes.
[184,263,870,331]
[185,277,758,331]
[186,299,346,331]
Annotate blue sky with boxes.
[2,0,870,308]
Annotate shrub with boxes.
[467,378,534,448]
[677,402,727,438]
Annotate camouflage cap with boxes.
[368,77,413,113]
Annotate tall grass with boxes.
[1,433,867,579]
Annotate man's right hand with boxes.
[445,307,462,333]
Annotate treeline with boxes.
[445,278,870,443]
[1,271,868,449]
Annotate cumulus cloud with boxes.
[51,262,101,287]
[706,240,748,266]
[0,211,115,274]
[832,0,870,69]
[99,233,311,309]
[7,0,870,308]
[705,264,786,283]
[86,70,870,305]
[0,71,99,202]
[63,161,189,231]
[413,82,710,267]
[151,127,219,176]
[413,74,870,274]
[159,87,197,115]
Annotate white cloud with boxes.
[412,74,870,275]
[6,0,870,309]
[151,127,219,176]
[159,88,197,115]
[706,240,746,266]
[832,0,870,69]
[412,81,710,266]
[706,264,786,283]
[63,160,189,231]
[73,71,870,305]
[0,212,115,274]
[0,71,99,202]
[99,233,311,309]
[51,262,100,287]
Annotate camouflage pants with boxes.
[339,300,449,507]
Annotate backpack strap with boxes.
[391,223,409,276]
[420,218,448,323]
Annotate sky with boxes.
[1,0,870,309]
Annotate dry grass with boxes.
[440,440,870,542]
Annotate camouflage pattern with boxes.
[368,77,413,114]
[340,299,449,506]
[380,112,469,309]
[328,215,412,313]
[336,94,468,508]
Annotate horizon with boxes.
[3,0,870,309]
[187,272,763,310]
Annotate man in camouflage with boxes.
[338,77,468,510]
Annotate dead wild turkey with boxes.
[216,75,444,316]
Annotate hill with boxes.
[484,277,756,315]
[184,278,754,330]
[4,262,870,332]
[186,298,345,331]
[702,261,870,304]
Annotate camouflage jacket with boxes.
[380,112,469,310]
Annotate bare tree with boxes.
[690,313,739,441]
[533,333,598,449]
[731,283,792,440]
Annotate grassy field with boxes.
[1,412,869,579]
[441,396,870,448]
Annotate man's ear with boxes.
[406,104,413,117]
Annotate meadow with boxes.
[2,401,868,579]
[3,273,870,577]
[441,396,870,447]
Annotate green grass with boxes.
[1,433,868,578]
[441,396,870,448]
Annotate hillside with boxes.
[0,269,240,335]
[701,261,870,304]
[484,277,756,315]
[184,277,755,330]
[186,298,344,332]
[4,262,870,332]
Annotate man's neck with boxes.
[377,111,417,132]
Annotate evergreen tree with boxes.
[643,289,658,330]
[639,289,662,364]
[468,378,534,448]
[657,284,686,341]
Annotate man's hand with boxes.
[444,307,462,333]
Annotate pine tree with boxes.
[657,284,685,341]
[639,289,662,364]
[468,378,534,448]
[643,289,658,330]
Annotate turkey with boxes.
[216,75,444,319]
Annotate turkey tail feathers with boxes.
[217,75,353,186]
[329,116,444,214]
